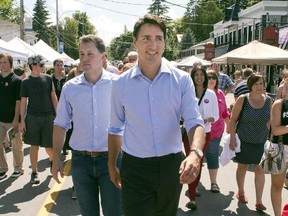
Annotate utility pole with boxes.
[20,0,24,40]
[56,0,59,52]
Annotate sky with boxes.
[17,0,189,46]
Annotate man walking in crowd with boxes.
[51,58,68,155]
[210,63,234,95]
[0,53,24,179]
[108,14,205,216]
[51,59,66,101]
[20,54,58,184]
[103,53,119,75]
[52,35,123,216]
[234,67,253,100]
[127,51,138,63]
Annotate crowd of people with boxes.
[0,13,288,216]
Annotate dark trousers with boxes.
[121,151,184,216]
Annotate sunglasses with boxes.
[207,76,217,80]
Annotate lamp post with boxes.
[56,0,79,52]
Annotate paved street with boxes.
[0,93,288,216]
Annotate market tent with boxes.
[176,55,211,68]
[61,52,75,66]
[0,39,29,62]
[8,37,40,56]
[212,40,288,65]
[33,40,64,66]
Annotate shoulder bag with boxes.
[260,99,286,175]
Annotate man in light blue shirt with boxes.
[52,35,122,216]
[108,14,206,216]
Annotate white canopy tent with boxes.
[61,52,76,66]
[33,40,65,67]
[176,55,211,68]
[212,40,288,65]
[8,37,40,56]
[0,39,29,65]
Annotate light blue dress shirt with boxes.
[54,70,115,152]
[108,58,204,158]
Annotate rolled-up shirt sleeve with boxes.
[180,74,204,132]
[54,85,72,131]
[108,77,125,136]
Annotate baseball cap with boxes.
[28,54,46,65]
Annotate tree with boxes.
[0,0,20,24]
[32,0,52,45]
[61,17,79,59]
[180,29,194,50]
[147,0,171,22]
[72,12,96,38]
[108,31,134,61]
[183,0,223,43]
[163,23,180,60]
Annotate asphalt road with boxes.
[1,93,287,216]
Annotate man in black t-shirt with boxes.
[20,54,58,184]
[51,59,66,100]
[0,53,24,180]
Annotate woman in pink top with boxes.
[206,69,230,193]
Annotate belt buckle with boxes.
[88,151,98,157]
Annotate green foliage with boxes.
[247,0,262,7]
[32,0,52,45]
[61,17,79,59]
[108,31,134,61]
[183,0,223,43]
[163,23,180,60]
[148,0,171,22]
[0,0,20,24]
[72,12,96,38]
[180,29,194,50]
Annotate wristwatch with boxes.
[190,148,204,159]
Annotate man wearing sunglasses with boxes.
[20,54,58,184]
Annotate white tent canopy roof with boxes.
[176,55,211,67]
[33,40,65,66]
[0,39,29,62]
[61,52,76,66]
[212,40,288,65]
[8,37,40,56]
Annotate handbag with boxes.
[260,136,286,175]
[260,98,286,175]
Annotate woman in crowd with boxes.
[183,66,219,210]
[276,69,288,99]
[206,69,230,193]
[270,78,288,216]
[229,74,271,211]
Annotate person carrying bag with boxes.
[268,78,288,216]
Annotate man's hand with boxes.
[52,159,64,184]
[179,152,201,184]
[19,122,26,134]
[108,166,122,189]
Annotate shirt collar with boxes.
[78,70,113,84]
[131,58,172,79]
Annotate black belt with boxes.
[123,151,182,162]
[73,150,108,158]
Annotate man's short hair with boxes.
[0,53,13,68]
[53,59,64,66]
[133,14,166,40]
[79,34,106,53]
[242,68,253,79]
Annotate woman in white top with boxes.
[183,65,219,210]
